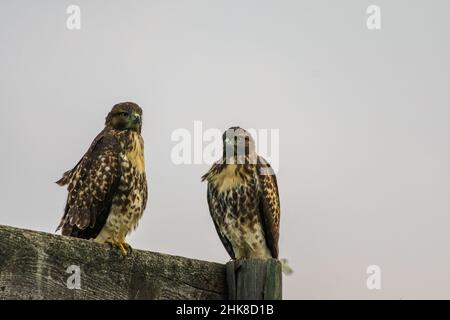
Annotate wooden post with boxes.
[226,259,282,300]
[0,225,283,300]
[0,224,227,300]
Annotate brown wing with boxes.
[56,129,121,239]
[205,171,236,259]
[257,156,280,259]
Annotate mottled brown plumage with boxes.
[56,102,148,255]
[202,127,280,261]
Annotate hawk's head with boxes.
[106,102,143,133]
[222,126,256,164]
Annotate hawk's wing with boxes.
[56,129,121,239]
[205,171,236,260]
[257,157,280,259]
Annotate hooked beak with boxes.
[131,113,142,125]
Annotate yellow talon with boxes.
[106,240,129,256]
[118,242,127,256]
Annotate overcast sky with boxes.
[1,0,450,299]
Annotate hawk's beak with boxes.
[131,113,142,125]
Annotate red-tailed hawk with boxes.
[56,102,148,256]
[202,127,290,272]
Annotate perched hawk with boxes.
[56,102,148,255]
[202,127,289,272]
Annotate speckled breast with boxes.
[114,131,148,235]
[215,171,271,258]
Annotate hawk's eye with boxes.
[118,112,129,117]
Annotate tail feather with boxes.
[280,258,293,275]
[56,170,72,186]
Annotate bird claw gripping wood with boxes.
[119,242,133,255]
[107,240,132,257]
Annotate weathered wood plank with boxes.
[226,259,282,300]
[0,225,227,300]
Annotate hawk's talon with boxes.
[118,242,132,256]
[123,242,133,254]
[118,242,127,256]
[106,240,130,257]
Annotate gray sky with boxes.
[1,0,450,299]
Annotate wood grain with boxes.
[0,225,227,300]
[226,259,282,300]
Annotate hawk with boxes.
[56,102,148,255]
[202,127,290,272]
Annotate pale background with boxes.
[1,0,450,299]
